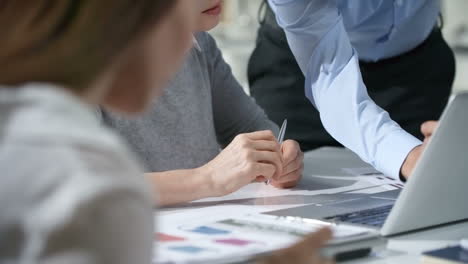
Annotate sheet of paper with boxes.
[355,175,405,189]
[342,166,382,176]
[160,176,381,216]
[387,240,457,255]
[154,209,376,264]
[155,206,283,264]
[348,185,399,194]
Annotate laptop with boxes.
[266,93,468,236]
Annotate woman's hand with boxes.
[270,140,304,189]
[202,130,283,197]
[257,228,334,264]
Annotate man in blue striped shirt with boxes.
[249,0,455,179]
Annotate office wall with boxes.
[210,0,262,93]
[442,0,468,92]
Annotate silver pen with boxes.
[266,119,288,185]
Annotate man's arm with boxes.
[269,0,422,178]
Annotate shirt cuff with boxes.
[375,129,422,179]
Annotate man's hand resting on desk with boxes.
[269,140,304,189]
[400,121,439,179]
[257,228,334,264]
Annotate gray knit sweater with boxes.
[100,32,278,172]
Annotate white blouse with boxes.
[0,84,154,264]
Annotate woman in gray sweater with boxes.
[101,0,304,206]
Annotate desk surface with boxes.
[307,148,468,263]
[157,147,468,264]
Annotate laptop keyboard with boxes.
[323,205,394,227]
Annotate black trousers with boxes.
[248,6,456,151]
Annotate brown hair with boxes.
[0,0,176,89]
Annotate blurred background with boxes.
[210,0,468,94]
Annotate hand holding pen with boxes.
[266,119,288,185]
[266,119,304,188]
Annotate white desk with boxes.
[346,221,468,263]
[157,147,468,264]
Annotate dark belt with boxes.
[359,27,441,67]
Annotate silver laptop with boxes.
[266,93,468,236]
